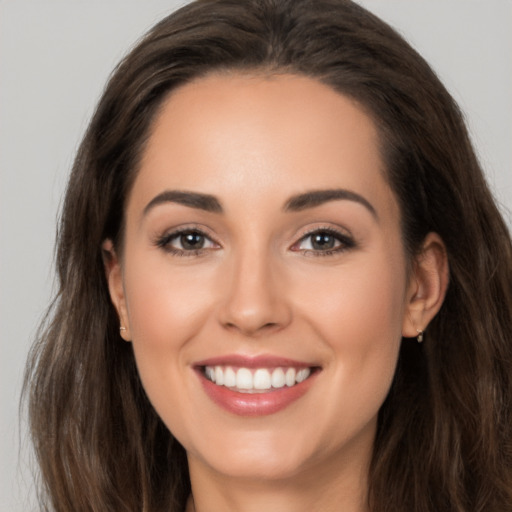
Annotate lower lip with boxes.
[196,370,317,416]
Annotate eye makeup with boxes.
[290,226,356,257]
[153,224,221,257]
[152,223,356,259]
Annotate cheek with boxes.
[121,253,218,411]
[296,251,406,342]
[125,253,216,343]
[292,251,407,416]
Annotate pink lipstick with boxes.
[194,355,319,416]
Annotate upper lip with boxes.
[194,354,318,369]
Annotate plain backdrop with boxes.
[1,1,510,510]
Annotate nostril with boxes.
[217,277,293,335]
[222,319,282,337]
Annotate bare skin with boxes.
[104,73,448,512]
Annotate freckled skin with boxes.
[106,74,448,512]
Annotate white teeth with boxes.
[205,366,215,382]
[204,365,313,391]
[296,368,310,383]
[224,366,237,387]
[215,366,224,386]
[285,367,296,387]
[236,368,253,389]
[253,369,272,390]
[271,368,286,388]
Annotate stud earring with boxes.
[416,329,424,343]
[119,326,126,332]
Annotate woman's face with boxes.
[108,74,419,483]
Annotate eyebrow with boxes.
[284,189,377,219]
[143,190,223,216]
[142,187,377,219]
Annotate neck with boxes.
[186,445,371,512]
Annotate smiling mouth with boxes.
[201,365,317,393]
[195,357,321,415]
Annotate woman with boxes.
[24,0,512,511]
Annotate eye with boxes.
[156,229,219,256]
[174,231,209,250]
[292,228,355,255]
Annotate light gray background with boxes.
[1,1,510,510]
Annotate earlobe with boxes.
[402,232,449,340]
[102,239,131,341]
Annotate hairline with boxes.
[114,66,416,276]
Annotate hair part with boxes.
[24,1,512,511]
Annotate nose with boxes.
[217,248,292,337]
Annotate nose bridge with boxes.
[219,238,291,335]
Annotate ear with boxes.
[402,232,449,339]
[102,239,131,341]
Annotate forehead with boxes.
[131,73,397,220]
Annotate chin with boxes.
[202,449,310,482]
[186,424,329,483]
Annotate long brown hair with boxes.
[24,1,512,510]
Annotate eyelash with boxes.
[154,226,355,257]
[154,227,219,257]
[292,227,356,257]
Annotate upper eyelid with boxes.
[293,225,354,243]
[299,225,351,237]
[152,224,221,249]
[293,224,356,247]
[153,223,354,249]
[158,224,217,239]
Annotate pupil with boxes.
[181,232,204,250]
[312,233,335,250]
